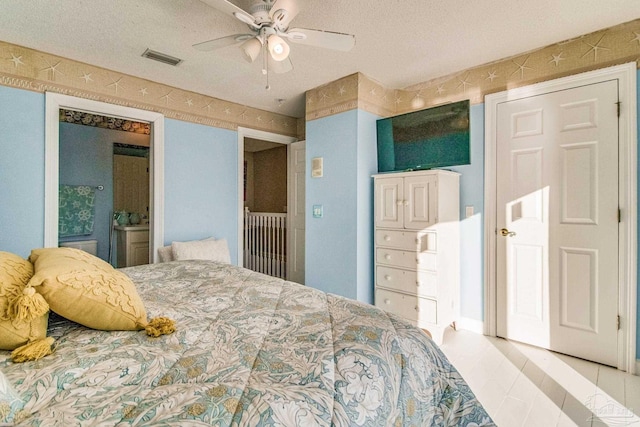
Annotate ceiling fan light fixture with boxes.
[267,34,290,61]
[241,37,263,63]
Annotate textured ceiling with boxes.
[1,0,639,118]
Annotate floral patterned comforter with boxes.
[1,260,493,426]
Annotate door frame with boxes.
[44,92,165,262]
[484,62,637,373]
[236,127,297,266]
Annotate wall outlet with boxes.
[312,204,323,218]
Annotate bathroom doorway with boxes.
[58,109,151,265]
[44,93,165,264]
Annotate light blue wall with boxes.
[164,119,239,264]
[305,109,379,303]
[0,86,45,258]
[356,110,380,304]
[59,123,116,262]
[0,88,240,266]
[306,111,359,299]
[449,104,485,321]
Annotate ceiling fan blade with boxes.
[199,0,259,30]
[193,34,254,51]
[268,55,293,74]
[269,0,299,29]
[286,28,355,51]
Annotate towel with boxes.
[59,185,96,237]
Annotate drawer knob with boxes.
[384,299,391,305]
[416,281,421,287]
[415,306,419,312]
[384,275,392,281]
[416,258,420,264]
[384,235,391,241]
[385,254,391,260]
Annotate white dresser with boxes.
[373,170,460,345]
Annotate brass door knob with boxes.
[500,228,516,237]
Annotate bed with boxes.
[1,259,493,426]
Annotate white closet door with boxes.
[496,80,619,366]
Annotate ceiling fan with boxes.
[194,0,356,79]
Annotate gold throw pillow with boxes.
[0,252,48,350]
[29,247,147,331]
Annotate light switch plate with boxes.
[465,205,474,218]
[312,204,323,218]
[311,157,323,178]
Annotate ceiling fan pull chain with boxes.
[263,42,271,90]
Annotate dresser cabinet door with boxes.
[403,175,437,230]
[375,177,403,228]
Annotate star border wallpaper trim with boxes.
[0,41,299,138]
[306,18,640,121]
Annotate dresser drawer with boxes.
[376,248,437,271]
[376,266,437,298]
[376,289,437,324]
[375,229,436,252]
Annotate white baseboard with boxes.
[635,359,640,376]
[456,317,484,334]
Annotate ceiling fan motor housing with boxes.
[249,1,273,27]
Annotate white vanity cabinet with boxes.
[115,225,150,268]
[373,170,460,345]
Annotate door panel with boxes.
[496,80,619,366]
[560,248,597,332]
[561,143,597,224]
[113,154,149,219]
[287,141,306,284]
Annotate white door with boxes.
[496,80,619,366]
[287,141,306,284]
[375,177,404,228]
[113,154,149,217]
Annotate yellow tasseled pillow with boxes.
[28,247,174,336]
[0,251,51,356]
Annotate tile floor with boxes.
[439,329,640,427]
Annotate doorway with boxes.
[44,93,165,263]
[243,138,288,279]
[58,111,151,266]
[236,127,301,282]
[484,63,637,372]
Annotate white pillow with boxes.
[157,245,173,263]
[158,237,217,263]
[171,238,230,264]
